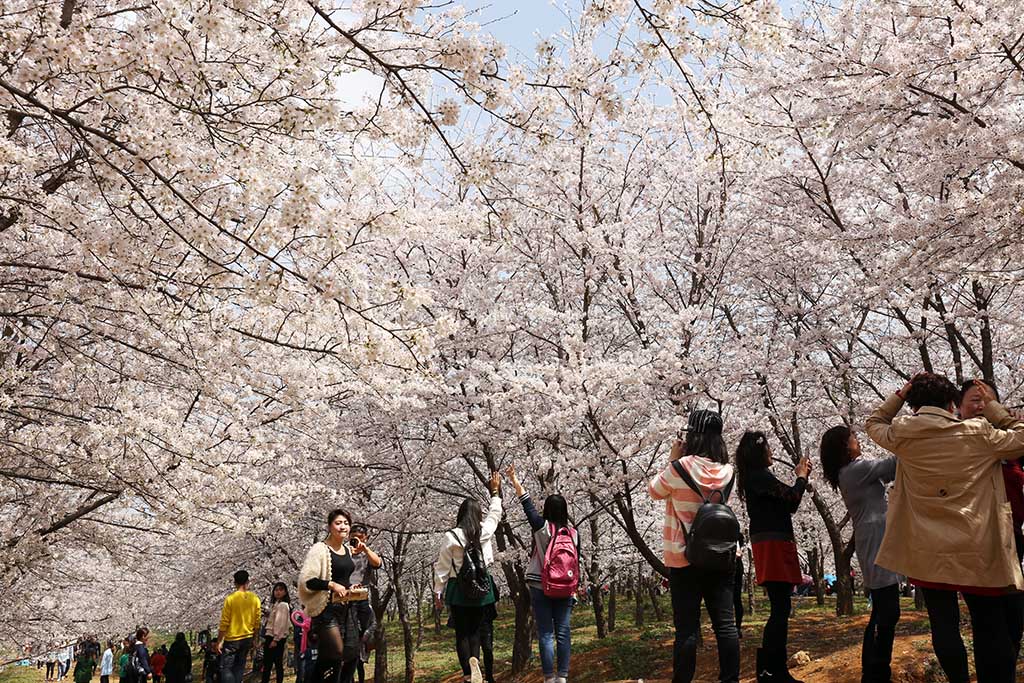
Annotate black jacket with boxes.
[743,467,807,541]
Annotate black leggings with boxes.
[450,605,486,677]
[734,559,745,634]
[480,611,495,683]
[862,585,900,683]
[922,587,1017,683]
[762,582,793,653]
[313,606,358,683]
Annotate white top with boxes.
[100,649,113,676]
[267,602,291,640]
[433,496,503,596]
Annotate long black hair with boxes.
[819,426,853,491]
[456,498,483,548]
[270,581,291,605]
[734,431,771,502]
[542,494,569,529]
[685,431,728,464]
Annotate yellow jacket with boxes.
[218,590,261,642]
[866,393,1024,589]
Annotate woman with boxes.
[132,629,154,683]
[299,509,362,683]
[867,374,1024,683]
[150,647,166,683]
[73,646,97,683]
[649,409,739,683]
[262,583,292,683]
[735,431,811,683]
[820,426,900,683]
[433,472,503,683]
[165,633,192,683]
[506,464,580,683]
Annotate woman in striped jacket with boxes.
[649,410,739,683]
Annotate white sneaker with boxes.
[469,657,483,683]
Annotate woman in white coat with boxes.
[434,472,503,683]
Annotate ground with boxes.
[2,595,1020,683]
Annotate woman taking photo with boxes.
[262,583,292,683]
[820,426,900,683]
[735,431,811,683]
[433,472,503,683]
[506,464,580,683]
[649,410,739,683]
[298,509,362,683]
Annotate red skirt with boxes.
[752,539,801,585]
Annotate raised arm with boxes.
[865,383,911,453]
[649,440,686,501]
[506,464,544,531]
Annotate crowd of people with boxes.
[25,371,1024,683]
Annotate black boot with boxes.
[755,648,778,683]
[778,649,804,683]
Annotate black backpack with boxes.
[672,460,740,573]
[450,531,491,601]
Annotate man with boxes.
[100,641,114,683]
[867,373,1024,683]
[348,524,382,683]
[215,570,262,683]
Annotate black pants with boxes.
[922,587,1017,683]
[734,558,745,635]
[480,605,496,683]
[668,565,740,683]
[762,582,793,653]
[261,638,285,683]
[47,663,56,679]
[450,604,487,677]
[862,584,900,683]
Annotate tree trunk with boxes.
[608,578,617,632]
[633,567,645,628]
[494,520,535,676]
[745,547,755,616]
[647,579,663,621]
[587,499,607,639]
[371,585,392,683]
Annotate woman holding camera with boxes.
[735,431,811,683]
[299,509,372,683]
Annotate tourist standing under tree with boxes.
[215,570,262,683]
[735,431,812,683]
[299,509,362,683]
[133,629,154,683]
[73,645,96,683]
[506,464,581,683]
[99,641,114,683]
[150,646,166,683]
[820,426,901,683]
[649,410,740,683]
[867,374,1024,683]
[348,524,382,683]
[165,633,192,683]
[433,472,503,683]
[262,583,292,683]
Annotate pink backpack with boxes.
[541,522,580,598]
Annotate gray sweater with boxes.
[838,456,902,590]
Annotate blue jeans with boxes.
[529,587,573,678]
[220,638,252,683]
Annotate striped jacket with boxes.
[648,455,735,568]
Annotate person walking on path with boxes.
[57,644,72,680]
[649,410,740,683]
[261,583,292,683]
[73,646,96,683]
[215,570,262,683]
[347,525,381,683]
[165,633,192,683]
[150,647,166,683]
[867,373,1024,683]
[433,473,503,683]
[507,464,581,683]
[99,642,114,683]
[820,426,901,683]
[132,629,154,683]
[736,430,812,683]
[299,509,363,683]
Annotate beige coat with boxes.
[297,542,332,617]
[866,393,1024,589]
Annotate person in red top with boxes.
[959,379,1024,672]
[150,646,167,683]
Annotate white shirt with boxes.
[100,649,113,676]
[433,496,503,596]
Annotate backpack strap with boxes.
[671,459,734,504]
